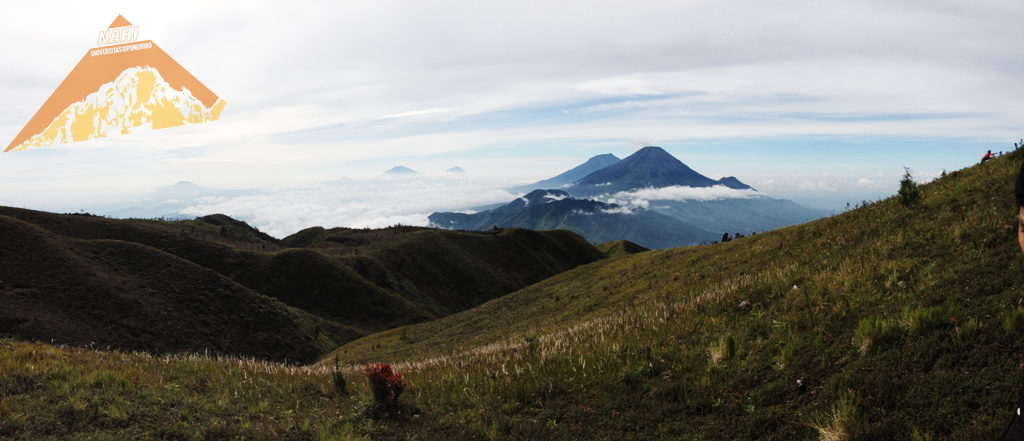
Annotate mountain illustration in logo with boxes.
[6,15,225,152]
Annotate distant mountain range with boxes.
[431,146,825,249]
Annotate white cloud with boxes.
[380,108,459,119]
[576,75,664,96]
[601,185,760,212]
[600,206,635,215]
[857,178,877,186]
[543,192,568,202]
[611,185,761,203]
[177,175,519,238]
[798,181,835,192]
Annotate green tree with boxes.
[898,167,921,208]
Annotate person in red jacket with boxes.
[983,150,993,162]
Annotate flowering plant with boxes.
[364,363,406,403]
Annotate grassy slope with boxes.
[596,240,650,257]
[4,149,1024,439]
[181,226,605,333]
[322,149,1024,439]
[0,338,367,440]
[0,207,603,363]
[0,214,345,364]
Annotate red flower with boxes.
[365,363,406,403]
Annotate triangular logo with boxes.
[6,15,226,152]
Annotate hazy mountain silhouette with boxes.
[384,166,421,175]
[509,154,620,194]
[94,181,250,220]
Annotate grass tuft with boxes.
[901,305,945,334]
[709,334,737,366]
[853,316,892,355]
[811,392,862,441]
[1004,309,1024,333]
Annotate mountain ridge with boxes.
[429,189,717,249]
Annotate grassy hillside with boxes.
[0,208,603,363]
[227,227,606,332]
[3,146,1024,439]
[321,147,1024,439]
[0,338,365,440]
[0,214,346,364]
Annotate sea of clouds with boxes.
[177,175,520,238]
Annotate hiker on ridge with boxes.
[983,150,993,162]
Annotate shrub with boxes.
[332,355,348,396]
[364,363,406,404]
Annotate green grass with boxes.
[0,338,374,440]
[595,240,650,257]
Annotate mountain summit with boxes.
[384,166,421,175]
[573,146,751,195]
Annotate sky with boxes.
[1,1,1022,236]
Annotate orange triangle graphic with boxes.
[6,17,225,152]
[108,15,132,29]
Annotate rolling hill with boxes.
[0,207,604,363]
